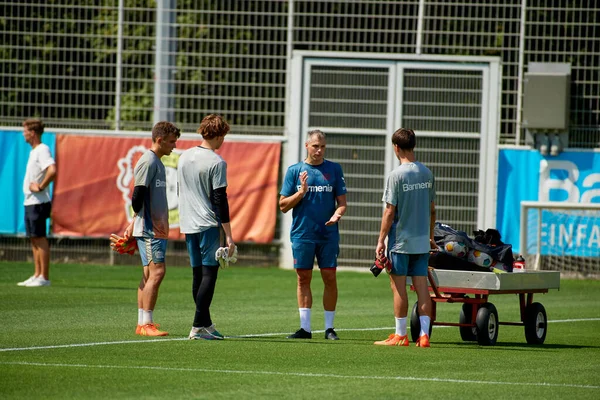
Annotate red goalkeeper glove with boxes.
[110,234,138,255]
[375,255,392,274]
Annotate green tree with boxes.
[0,0,110,127]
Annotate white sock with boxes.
[138,308,144,325]
[419,315,431,337]
[299,308,311,332]
[395,317,407,336]
[324,310,335,330]
[142,310,153,325]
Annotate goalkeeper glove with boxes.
[110,233,138,255]
[215,246,238,269]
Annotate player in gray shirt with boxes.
[177,114,235,340]
[374,128,436,348]
[132,151,169,240]
[177,148,227,234]
[124,121,180,337]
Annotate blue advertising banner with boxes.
[0,130,56,234]
[497,149,600,255]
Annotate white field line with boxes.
[1,318,599,353]
[0,361,598,390]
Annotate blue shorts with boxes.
[185,227,220,268]
[292,241,339,269]
[24,202,51,238]
[389,253,429,276]
[136,237,167,266]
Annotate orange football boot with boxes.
[374,334,409,346]
[140,323,168,337]
[416,334,430,347]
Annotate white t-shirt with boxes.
[177,146,228,234]
[23,143,56,206]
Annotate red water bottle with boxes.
[513,255,526,273]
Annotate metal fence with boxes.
[293,59,494,267]
[1,0,598,266]
[1,1,597,144]
[0,235,280,268]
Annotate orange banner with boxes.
[52,135,280,243]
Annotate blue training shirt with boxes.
[280,160,347,243]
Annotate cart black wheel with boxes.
[524,302,547,345]
[459,303,477,341]
[475,303,499,346]
[410,301,433,342]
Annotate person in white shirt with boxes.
[18,119,57,288]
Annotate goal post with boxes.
[520,201,600,276]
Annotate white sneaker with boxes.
[17,275,37,286]
[26,277,51,287]
[188,325,224,340]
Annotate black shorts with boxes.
[24,202,52,238]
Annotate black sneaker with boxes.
[287,328,312,339]
[325,328,339,340]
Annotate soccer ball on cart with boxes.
[467,249,494,267]
[443,241,468,258]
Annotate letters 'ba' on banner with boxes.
[496,149,600,255]
[52,134,280,243]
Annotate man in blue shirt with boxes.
[374,128,436,348]
[280,130,347,340]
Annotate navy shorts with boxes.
[185,227,220,268]
[292,241,339,269]
[136,237,167,266]
[24,202,51,238]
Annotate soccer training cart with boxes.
[409,268,561,346]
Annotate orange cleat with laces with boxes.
[374,334,409,346]
[140,323,168,337]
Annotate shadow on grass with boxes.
[436,340,600,350]
[223,336,394,346]
[60,285,134,291]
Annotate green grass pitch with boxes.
[1,261,599,399]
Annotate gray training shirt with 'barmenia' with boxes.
[383,161,436,254]
[177,146,228,234]
[132,150,169,239]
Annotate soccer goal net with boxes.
[520,201,600,276]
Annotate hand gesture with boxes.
[325,213,341,226]
[298,171,308,194]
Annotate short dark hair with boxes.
[197,114,230,140]
[392,128,416,151]
[152,121,181,142]
[306,129,326,143]
[23,119,44,136]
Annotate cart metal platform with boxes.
[409,268,561,346]
[429,269,560,292]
